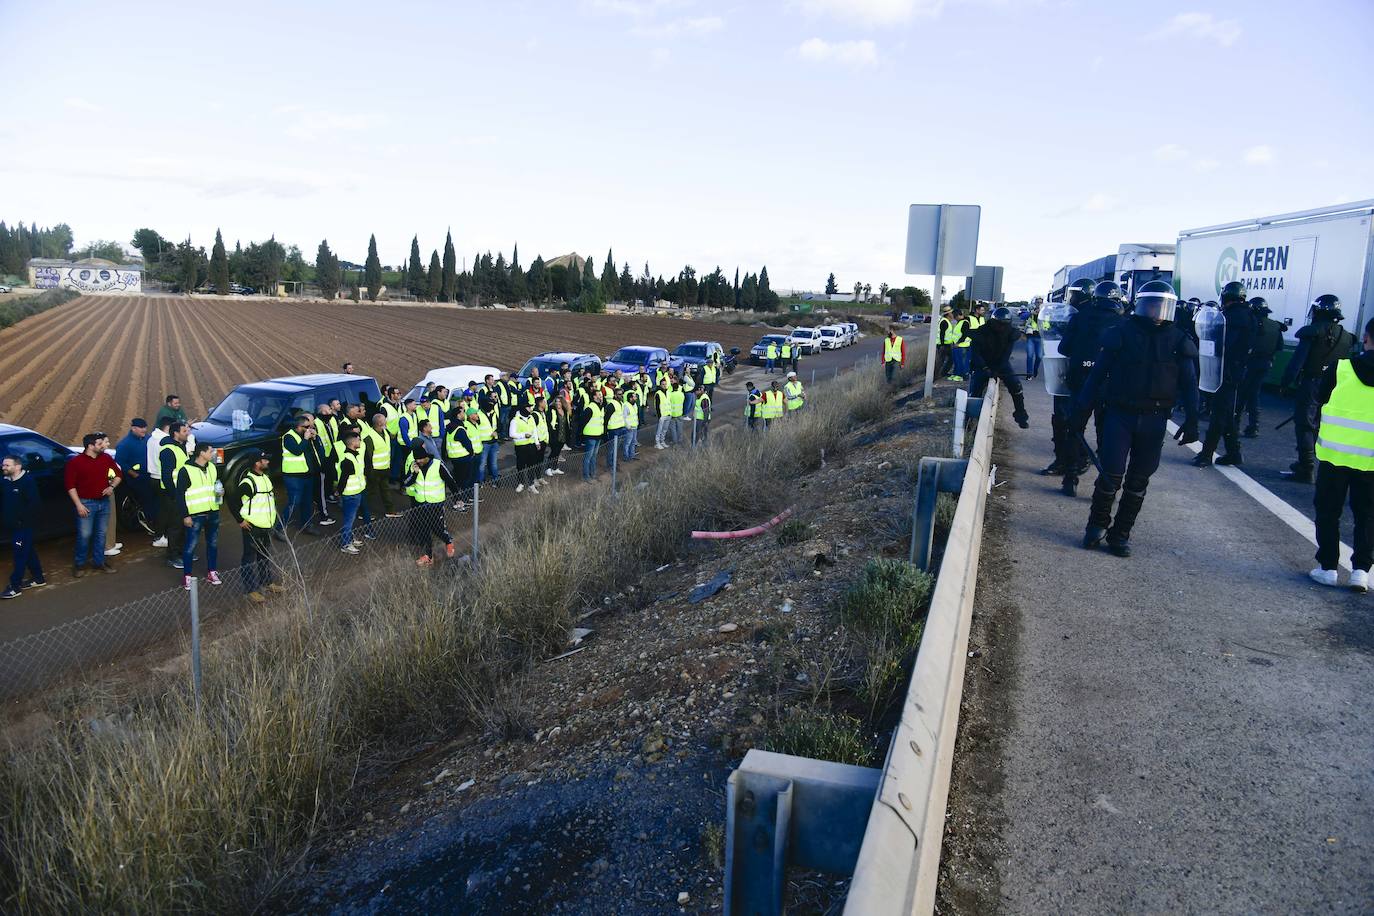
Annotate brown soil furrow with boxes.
[166,304,221,415]
[0,295,107,384]
[73,297,151,435]
[116,298,154,426]
[23,311,131,435]
[149,298,175,410]
[183,301,246,399]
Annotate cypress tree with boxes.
[406,236,425,298]
[509,244,528,303]
[209,229,230,294]
[426,250,442,300]
[601,248,618,301]
[315,239,340,299]
[441,230,457,302]
[364,235,382,301]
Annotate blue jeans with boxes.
[283,474,313,530]
[389,441,406,482]
[1025,336,1044,376]
[582,437,600,479]
[624,428,639,460]
[182,512,219,574]
[683,391,696,419]
[953,348,970,378]
[765,358,775,373]
[9,528,43,590]
[479,442,500,482]
[885,360,898,382]
[74,497,109,568]
[338,493,362,547]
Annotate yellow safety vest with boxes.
[784,381,804,410]
[182,462,219,515]
[240,471,276,528]
[954,320,971,348]
[781,342,792,358]
[408,460,446,504]
[534,413,550,444]
[884,336,903,362]
[766,343,778,360]
[606,398,625,430]
[466,415,492,446]
[339,450,366,496]
[668,389,685,418]
[702,364,717,385]
[363,425,391,470]
[400,411,421,443]
[763,390,785,419]
[160,440,188,490]
[623,402,640,429]
[445,425,471,458]
[381,402,402,438]
[583,403,606,437]
[511,413,537,445]
[420,403,442,434]
[694,394,711,421]
[1316,360,1374,471]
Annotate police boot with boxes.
[1086,476,1119,541]
[1215,451,1243,467]
[1039,460,1066,476]
[1081,526,1106,550]
[1107,485,1146,555]
[1010,391,1030,429]
[1242,425,1259,439]
[1192,452,1213,468]
[1279,464,1314,484]
[1061,478,1077,497]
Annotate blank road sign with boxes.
[905,204,981,276]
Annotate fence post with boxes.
[610,437,619,493]
[471,482,480,565]
[811,368,816,385]
[189,577,202,712]
[691,416,698,448]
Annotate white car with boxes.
[787,327,822,355]
[405,364,504,402]
[842,321,859,342]
[0,285,11,294]
[817,326,845,350]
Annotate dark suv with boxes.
[0,423,77,540]
[516,352,602,386]
[191,374,382,489]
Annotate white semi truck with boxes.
[1175,200,1374,349]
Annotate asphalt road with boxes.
[986,370,1373,913]
[0,327,925,695]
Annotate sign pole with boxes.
[922,205,949,400]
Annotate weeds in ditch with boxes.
[0,363,899,914]
[775,518,813,547]
[765,708,876,768]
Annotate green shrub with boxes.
[765,708,875,767]
[837,559,933,716]
[775,518,812,546]
[0,288,79,330]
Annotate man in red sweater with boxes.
[63,432,122,576]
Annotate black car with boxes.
[191,373,383,490]
[672,341,738,375]
[0,424,79,540]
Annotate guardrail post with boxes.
[909,457,967,571]
[188,577,202,712]
[610,439,619,493]
[471,482,480,565]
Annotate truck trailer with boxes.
[1064,243,1175,301]
[1175,200,1374,373]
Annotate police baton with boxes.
[1078,433,1104,476]
[1273,416,1294,431]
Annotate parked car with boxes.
[0,424,78,540]
[0,285,11,294]
[602,346,680,377]
[672,341,738,374]
[817,326,845,350]
[516,351,601,386]
[898,312,914,323]
[749,334,790,365]
[405,364,502,402]
[191,373,383,491]
[787,328,822,355]
[842,321,860,342]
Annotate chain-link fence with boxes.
[0,359,874,702]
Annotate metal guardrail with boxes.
[723,384,1001,914]
[845,383,999,914]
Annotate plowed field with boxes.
[0,295,764,443]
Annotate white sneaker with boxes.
[206,571,223,586]
[545,468,556,477]
[319,518,337,526]
[1350,569,1369,593]
[516,483,525,493]
[151,536,168,548]
[104,546,122,557]
[552,468,565,475]
[1309,567,1339,587]
[340,544,360,555]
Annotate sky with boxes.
[2,0,1371,300]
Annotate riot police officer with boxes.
[1279,294,1357,482]
[1074,280,1200,556]
[1194,281,1256,467]
[1237,296,1285,438]
[1039,299,1078,477]
[1056,280,1125,496]
[1040,279,1095,477]
[966,306,1030,428]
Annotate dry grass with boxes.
[0,363,900,914]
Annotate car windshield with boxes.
[674,344,708,358]
[820,328,837,337]
[519,358,566,377]
[206,389,292,430]
[610,348,655,365]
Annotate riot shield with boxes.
[1196,302,1225,393]
[1041,302,1076,397]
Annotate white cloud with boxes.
[1081,192,1116,212]
[797,37,879,67]
[1243,144,1275,165]
[63,97,101,112]
[1149,12,1241,47]
[796,0,943,25]
[1153,143,1188,162]
[632,15,724,37]
[1192,157,1220,172]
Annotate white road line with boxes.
[1166,420,1353,573]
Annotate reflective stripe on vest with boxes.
[763,390,784,419]
[511,413,537,444]
[1316,360,1374,471]
[606,398,625,430]
[240,472,276,528]
[445,426,471,458]
[766,344,778,359]
[785,381,804,409]
[583,405,606,437]
[694,394,711,420]
[382,402,401,437]
[703,364,717,385]
[410,460,446,504]
[954,320,971,347]
[182,463,219,515]
[668,389,685,418]
[781,343,792,358]
[363,426,391,469]
[624,403,640,428]
[534,413,549,443]
[160,441,188,489]
[339,451,366,496]
[884,336,903,362]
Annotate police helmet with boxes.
[1249,296,1270,316]
[990,306,1013,322]
[1308,293,1343,322]
[1133,280,1178,323]
[1067,278,1094,306]
[1093,280,1124,302]
[1204,300,1218,309]
[1220,280,1247,304]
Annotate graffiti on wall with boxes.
[35,266,142,294]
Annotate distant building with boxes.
[27,257,143,295]
[963,265,1004,303]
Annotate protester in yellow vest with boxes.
[175,442,222,588]
[334,433,369,554]
[232,449,284,603]
[402,444,460,567]
[784,372,805,412]
[883,328,906,383]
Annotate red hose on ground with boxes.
[691,507,795,540]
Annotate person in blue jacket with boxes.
[2,453,46,599]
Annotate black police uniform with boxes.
[965,317,1030,426]
[1237,312,1285,436]
[1075,315,1199,554]
[1197,299,1256,465]
[1280,317,1356,479]
[1057,298,1123,489]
